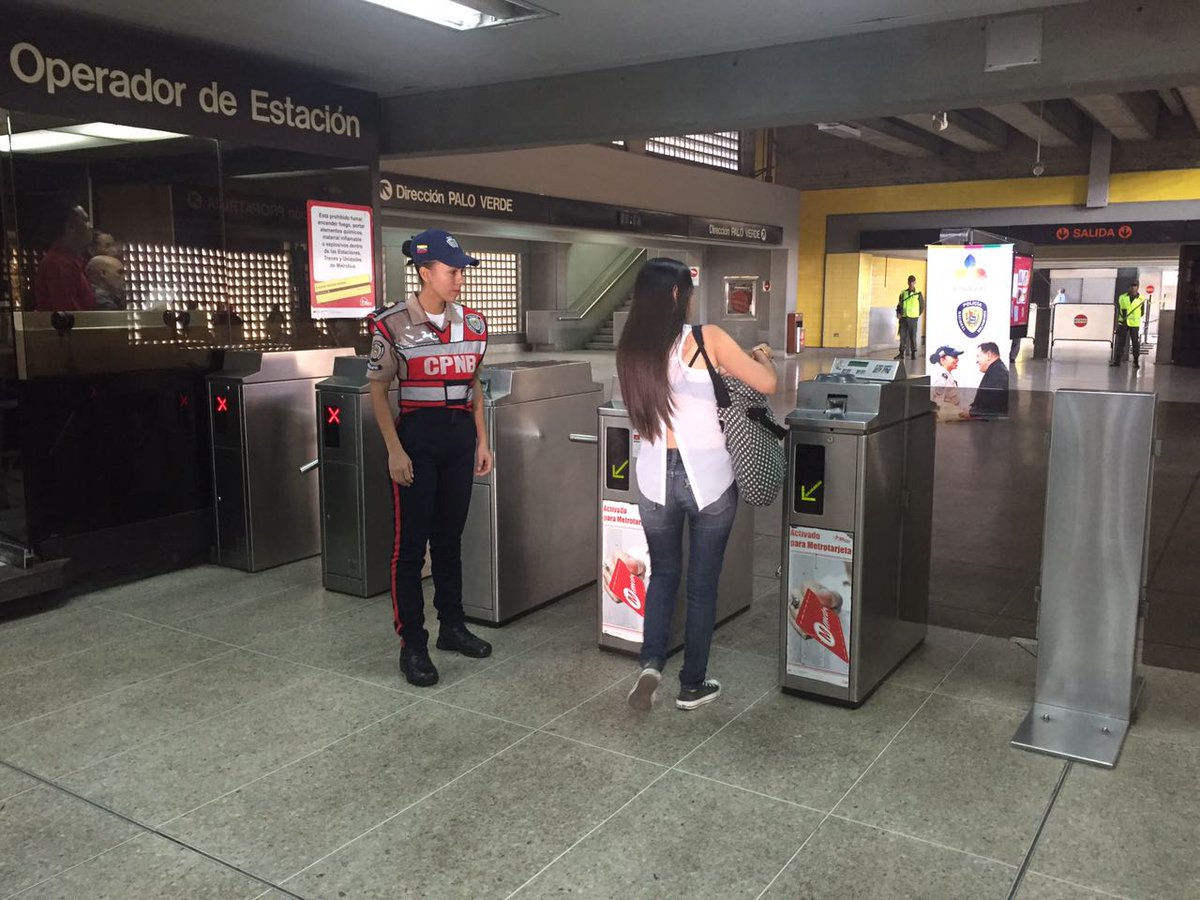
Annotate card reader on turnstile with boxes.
[781,359,934,706]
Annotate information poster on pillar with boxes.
[601,500,651,643]
[926,244,1014,420]
[785,526,854,687]
[307,200,376,319]
[1011,254,1033,329]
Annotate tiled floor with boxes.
[3,342,1199,897]
[2,550,1198,899]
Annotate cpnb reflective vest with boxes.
[1118,292,1144,328]
[366,297,488,412]
[900,288,922,318]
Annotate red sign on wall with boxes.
[1074,314,1089,327]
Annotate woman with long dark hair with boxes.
[617,258,777,711]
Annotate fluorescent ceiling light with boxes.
[359,0,552,31]
[816,122,862,139]
[0,130,113,153]
[64,122,187,142]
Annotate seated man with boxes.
[85,255,126,310]
[34,204,97,312]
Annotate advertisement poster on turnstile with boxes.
[600,500,651,643]
[926,243,1014,421]
[785,525,854,687]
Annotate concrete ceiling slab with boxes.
[983,99,1088,146]
[1074,91,1160,140]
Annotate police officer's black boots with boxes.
[400,646,439,687]
[437,623,493,658]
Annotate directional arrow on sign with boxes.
[800,481,823,502]
[611,460,629,480]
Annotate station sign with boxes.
[378,172,782,245]
[0,9,379,160]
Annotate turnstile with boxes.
[315,357,399,597]
[596,398,753,657]
[781,358,934,705]
[461,361,604,624]
[208,348,352,572]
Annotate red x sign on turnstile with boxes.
[215,395,229,413]
[326,406,341,425]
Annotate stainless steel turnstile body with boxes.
[315,357,399,597]
[208,348,352,572]
[462,361,604,624]
[781,358,934,705]
[596,400,753,657]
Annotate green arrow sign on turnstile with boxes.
[793,445,826,515]
[605,427,631,491]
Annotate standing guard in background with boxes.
[366,229,494,687]
[1111,279,1144,370]
[895,275,924,361]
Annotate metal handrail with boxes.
[556,249,645,321]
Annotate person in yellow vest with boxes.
[1110,279,1145,370]
[894,275,924,361]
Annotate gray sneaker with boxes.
[676,678,722,710]
[627,667,661,711]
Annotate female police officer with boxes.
[366,229,494,687]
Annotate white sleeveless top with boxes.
[634,325,734,510]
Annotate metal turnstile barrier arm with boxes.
[1011,389,1156,768]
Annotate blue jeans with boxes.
[638,450,738,689]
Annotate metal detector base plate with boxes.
[1011,693,1139,769]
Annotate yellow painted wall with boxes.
[795,169,1200,346]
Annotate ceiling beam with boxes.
[896,109,1009,152]
[1159,88,1186,117]
[831,119,944,158]
[1073,92,1160,140]
[983,99,1089,147]
[1177,85,1200,132]
[379,0,1200,156]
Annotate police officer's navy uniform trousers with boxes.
[366,296,487,651]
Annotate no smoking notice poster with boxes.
[307,200,376,319]
[786,525,854,687]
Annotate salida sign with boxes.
[1054,224,1135,242]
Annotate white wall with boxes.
[382,145,801,347]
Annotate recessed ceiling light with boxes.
[358,0,553,31]
[0,130,112,154]
[64,123,187,142]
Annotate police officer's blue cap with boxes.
[402,229,480,269]
[929,345,963,363]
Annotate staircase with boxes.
[584,294,632,351]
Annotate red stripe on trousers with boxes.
[390,479,404,641]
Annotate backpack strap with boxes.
[690,325,732,408]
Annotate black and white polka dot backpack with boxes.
[690,325,787,506]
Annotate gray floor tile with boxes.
[712,601,779,659]
[12,832,267,900]
[763,816,1016,900]
[59,674,413,825]
[679,684,927,811]
[245,602,397,669]
[283,731,660,899]
[927,604,1000,635]
[1131,665,1200,748]
[175,582,372,645]
[0,626,229,729]
[1028,736,1200,900]
[163,700,530,882]
[0,761,37,801]
[935,634,1037,710]
[1016,873,1124,899]
[838,694,1065,864]
[435,626,632,727]
[0,607,151,676]
[0,784,140,896]
[887,625,980,692]
[754,574,779,601]
[90,566,300,626]
[537,584,597,622]
[754,534,782,577]
[0,651,314,777]
[518,769,823,900]
[545,646,777,765]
